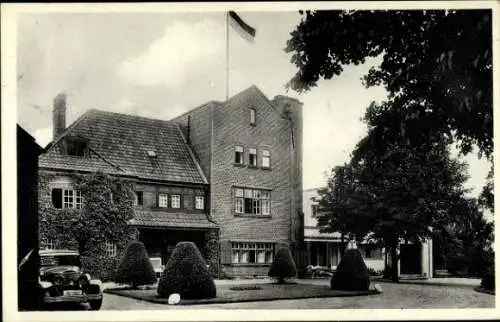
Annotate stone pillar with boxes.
[421,238,433,279]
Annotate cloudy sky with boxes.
[15,10,490,196]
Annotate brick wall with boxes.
[171,103,214,182]
[170,87,304,277]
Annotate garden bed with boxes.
[104,282,380,305]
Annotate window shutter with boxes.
[52,188,62,208]
[220,240,232,264]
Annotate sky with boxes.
[16,11,491,199]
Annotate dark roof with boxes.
[39,109,207,184]
[129,210,218,229]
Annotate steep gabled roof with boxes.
[39,109,207,184]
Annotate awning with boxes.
[129,210,218,229]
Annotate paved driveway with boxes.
[99,280,494,310]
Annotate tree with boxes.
[347,131,469,282]
[114,241,157,288]
[268,246,297,284]
[315,164,370,255]
[286,10,493,158]
[433,198,494,277]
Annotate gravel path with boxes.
[100,280,494,310]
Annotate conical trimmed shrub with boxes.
[157,241,216,299]
[114,241,157,288]
[268,246,297,283]
[331,248,370,291]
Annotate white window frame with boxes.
[158,193,169,208]
[105,241,117,257]
[235,146,244,165]
[195,196,205,210]
[231,242,274,264]
[171,195,181,209]
[250,108,256,125]
[63,189,74,209]
[234,187,271,216]
[248,148,257,167]
[45,238,56,250]
[262,150,271,168]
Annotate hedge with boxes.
[157,242,216,299]
[268,246,297,283]
[331,248,370,291]
[115,241,157,287]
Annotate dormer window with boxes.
[66,139,87,157]
[147,150,157,158]
[250,108,256,125]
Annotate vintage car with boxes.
[39,249,103,310]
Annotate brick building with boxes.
[38,85,303,277]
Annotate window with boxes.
[262,150,270,168]
[171,195,181,209]
[235,146,244,165]
[134,191,143,206]
[250,108,256,125]
[248,148,257,167]
[311,204,319,217]
[234,187,271,215]
[158,193,169,208]
[66,140,86,157]
[364,244,382,259]
[45,239,56,250]
[52,188,83,209]
[105,241,117,257]
[232,242,274,264]
[195,196,205,210]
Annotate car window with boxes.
[40,255,81,267]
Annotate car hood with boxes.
[40,266,81,275]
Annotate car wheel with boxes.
[88,298,102,311]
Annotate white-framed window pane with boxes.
[262,200,270,215]
[250,108,256,124]
[105,241,117,257]
[262,150,270,157]
[244,189,253,198]
[252,190,261,198]
[63,190,74,209]
[262,156,270,168]
[232,250,240,263]
[235,198,244,213]
[235,188,244,197]
[241,250,249,263]
[253,199,261,214]
[265,250,273,263]
[262,191,271,199]
[257,250,266,263]
[171,195,181,208]
[235,146,244,164]
[249,149,257,166]
[195,196,204,210]
[158,194,168,207]
[75,190,83,209]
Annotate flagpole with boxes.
[226,11,229,101]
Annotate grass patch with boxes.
[104,282,380,305]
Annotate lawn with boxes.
[104,282,380,305]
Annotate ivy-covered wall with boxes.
[39,170,138,281]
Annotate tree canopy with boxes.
[286,10,492,158]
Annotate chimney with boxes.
[53,93,66,141]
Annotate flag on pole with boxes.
[228,11,256,42]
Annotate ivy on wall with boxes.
[39,171,138,280]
